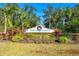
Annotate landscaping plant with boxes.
[59,36,69,43]
[12,33,25,42]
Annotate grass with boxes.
[0,42,79,56]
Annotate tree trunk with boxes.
[21,21,24,32]
[4,14,7,33]
[49,16,51,29]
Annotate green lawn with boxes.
[0,42,79,56]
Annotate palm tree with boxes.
[3,3,19,33]
[43,4,54,28]
[43,5,62,29]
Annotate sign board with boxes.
[24,25,54,33]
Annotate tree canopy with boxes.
[43,4,79,33]
[0,3,79,33]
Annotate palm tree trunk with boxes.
[49,15,51,29]
[4,14,7,33]
[21,21,24,32]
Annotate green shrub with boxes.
[12,33,24,42]
[59,36,69,43]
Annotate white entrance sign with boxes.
[24,25,54,33]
